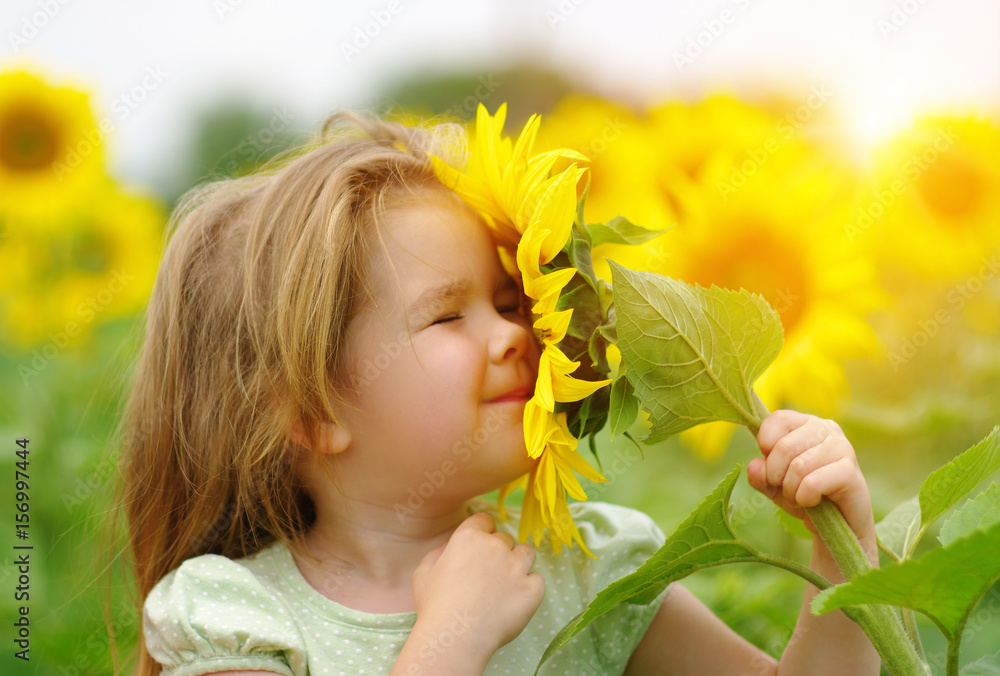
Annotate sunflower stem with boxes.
[743,400,929,675]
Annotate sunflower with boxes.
[430,103,612,555]
[846,115,1000,360]
[536,93,887,458]
[593,138,886,459]
[0,187,165,352]
[855,115,1000,288]
[534,93,812,242]
[0,70,106,224]
[430,102,589,249]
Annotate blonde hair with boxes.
[105,110,467,676]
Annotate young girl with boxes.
[117,109,881,675]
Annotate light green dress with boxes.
[143,499,673,676]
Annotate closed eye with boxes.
[432,315,463,325]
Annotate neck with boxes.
[293,491,474,612]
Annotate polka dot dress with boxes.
[142,500,672,676]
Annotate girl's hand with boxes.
[409,512,545,662]
[747,409,877,555]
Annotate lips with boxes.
[488,385,533,403]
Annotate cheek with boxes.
[373,337,482,408]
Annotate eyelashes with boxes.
[431,305,523,326]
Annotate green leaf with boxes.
[536,466,767,673]
[940,482,1000,547]
[575,176,591,243]
[812,520,1000,640]
[960,649,1000,675]
[595,277,614,317]
[556,280,601,342]
[876,496,922,560]
[608,375,639,440]
[920,426,1000,529]
[607,261,783,442]
[588,215,673,247]
[566,224,598,291]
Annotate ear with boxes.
[289,419,352,456]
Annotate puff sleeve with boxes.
[142,554,309,676]
[567,501,673,672]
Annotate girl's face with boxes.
[333,188,542,512]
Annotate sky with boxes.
[2,0,998,192]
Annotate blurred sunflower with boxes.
[845,115,1000,343]
[534,93,811,237]
[536,93,886,458]
[1,188,164,352]
[593,145,886,459]
[0,70,105,224]
[858,114,1000,283]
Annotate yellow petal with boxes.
[525,267,576,310]
[516,224,547,284]
[551,449,590,501]
[552,373,611,403]
[534,352,555,411]
[532,308,573,345]
[496,245,519,280]
[545,347,612,402]
[552,441,608,486]
[524,397,556,458]
[529,163,582,263]
[537,452,558,517]
[496,473,528,522]
[505,113,540,190]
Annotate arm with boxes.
[751,410,880,675]
[626,410,880,676]
[624,583,780,676]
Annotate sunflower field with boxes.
[1,66,998,674]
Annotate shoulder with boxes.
[145,547,280,609]
[143,546,307,676]
[568,500,667,551]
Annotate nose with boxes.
[488,310,536,365]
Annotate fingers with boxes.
[747,457,776,499]
[760,414,846,488]
[792,459,875,542]
[747,458,806,521]
[792,457,854,508]
[750,411,872,538]
[494,531,516,549]
[455,511,497,534]
[415,540,447,573]
[441,512,533,566]
[756,409,811,455]
[514,543,537,570]
[459,514,520,551]
[779,435,849,506]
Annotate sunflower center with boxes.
[685,224,809,333]
[0,106,61,172]
[915,152,984,222]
